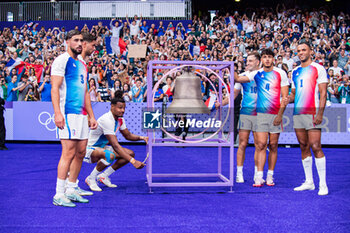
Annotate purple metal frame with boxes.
[146,60,235,193]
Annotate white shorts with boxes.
[84,145,114,164]
[58,114,89,140]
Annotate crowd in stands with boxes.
[0,4,349,104]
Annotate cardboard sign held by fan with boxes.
[128,45,147,58]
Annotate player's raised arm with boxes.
[234,72,249,83]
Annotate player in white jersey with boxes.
[84,90,148,191]
[51,30,98,207]
[289,41,329,195]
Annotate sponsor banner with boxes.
[4,102,350,145]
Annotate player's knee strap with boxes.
[104,150,116,164]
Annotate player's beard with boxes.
[300,54,310,63]
[263,64,272,69]
[71,47,82,56]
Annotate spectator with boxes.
[0,76,7,99]
[6,75,21,101]
[153,81,164,102]
[97,79,111,102]
[38,74,52,102]
[162,76,174,102]
[17,74,33,101]
[122,83,132,102]
[88,78,100,102]
[24,86,38,101]
[132,79,145,102]
[329,60,344,76]
[337,49,348,70]
[338,75,350,104]
[110,79,122,99]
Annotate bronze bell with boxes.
[166,71,211,114]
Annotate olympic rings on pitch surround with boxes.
[38,112,56,131]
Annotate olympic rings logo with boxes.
[38,111,57,131]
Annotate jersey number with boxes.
[80,74,85,84]
[250,87,257,93]
[265,83,270,91]
[300,79,303,87]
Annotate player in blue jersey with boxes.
[234,52,260,183]
[289,41,329,195]
[235,49,289,187]
[51,30,98,207]
[63,32,99,197]
[84,90,148,191]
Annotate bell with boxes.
[166,71,211,114]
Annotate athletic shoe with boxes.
[236,173,244,183]
[266,175,275,186]
[85,176,102,192]
[76,186,93,196]
[318,185,329,196]
[53,194,76,207]
[253,177,265,187]
[294,181,315,191]
[74,180,93,196]
[66,191,89,203]
[97,174,117,188]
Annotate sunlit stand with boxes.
[146,61,234,193]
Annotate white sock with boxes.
[103,166,116,177]
[254,166,257,177]
[267,170,274,177]
[257,171,263,179]
[55,178,66,196]
[66,181,78,194]
[302,156,313,183]
[237,166,243,174]
[89,167,100,179]
[315,157,326,186]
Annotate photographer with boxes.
[24,86,38,101]
[17,74,33,101]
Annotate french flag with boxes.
[5,58,24,72]
[205,91,217,111]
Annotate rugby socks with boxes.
[257,171,263,179]
[55,178,66,196]
[254,166,257,176]
[89,167,100,179]
[302,156,313,183]
[65,181,77,194]
[103,166,116,177]
[315,157,326,186]
[267,170,274,177]
[237,166,243,175]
